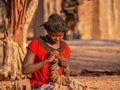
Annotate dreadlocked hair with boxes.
[42,14,69,32]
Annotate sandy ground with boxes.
[71,75,120,90]
[0,75,120,90]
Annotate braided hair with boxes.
[42,14,69,32]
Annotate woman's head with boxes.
[42,14,69,33]
[47,31,64,43]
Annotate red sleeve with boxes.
[27,39,39,55]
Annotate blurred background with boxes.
[0,0,120,89]
[28,0,120,40]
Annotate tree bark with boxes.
[0,0,38,80]
[23,0,39,51]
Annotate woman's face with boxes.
[47,31,64,44]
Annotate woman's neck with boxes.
[45,35,60,49]
[45,35,57,45]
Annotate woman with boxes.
[22,14,86,90]
[22,14,72,89]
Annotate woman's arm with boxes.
[22,49,48,74]
[22,49,60,74]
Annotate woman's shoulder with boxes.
[28,36,44,46]
[60,40,71,51]
[36,36,47,45]
[61,40,69,47]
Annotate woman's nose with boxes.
[55,37,61,41]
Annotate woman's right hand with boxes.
[47,50,60,63]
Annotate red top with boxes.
[27,37,71,86]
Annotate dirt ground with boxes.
[70,75,120,90]
[0,75,120,90]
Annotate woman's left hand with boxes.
[59,57,69,68]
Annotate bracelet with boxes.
[64,66,70,71]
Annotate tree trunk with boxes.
[23,0,39,51]
[0,0,38,80]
